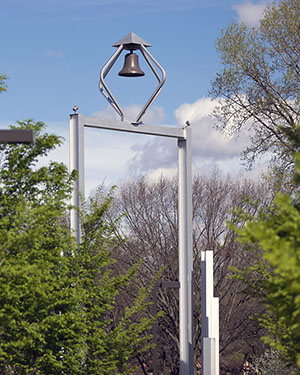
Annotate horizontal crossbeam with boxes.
[79,114,185,139]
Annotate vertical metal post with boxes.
[186,127,194,375]
[178,125,193,375]
[69,113,85,244]
[201,250,219,375]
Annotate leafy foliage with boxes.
[212,5,300,363]
[0,120,83,374]
[210,0,300,169]
[231,192,300,366]
[0,120,156,374]
[77,193,157,374]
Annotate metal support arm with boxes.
[99,44,165,124]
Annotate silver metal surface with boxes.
[99,33,166,123]
[69,113,85,243]
[135,45,166,123]
[80,115,184,139]
[0,129,34,144]
[112,32,151,49]
[178,128,194,375]
[185,127,194,375]
[99,45,124,120]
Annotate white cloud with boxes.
[128,136,177,172]
[125,96,254,179]
[175,97,217,123]
[0,97,264,199]
[232,1,268,27]
[175,97,250,160]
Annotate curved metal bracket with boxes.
[99,45,125,120]
[99,41,166,124]
[136,45,166,123]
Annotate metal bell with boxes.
[118,52,145,77]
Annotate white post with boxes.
[201,250,219,375]
[186,127,194,375]
[178,125,193,375]
[69,113,85,243]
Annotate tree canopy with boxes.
[0,120,155,375]
[210,0,300,169]
[210,0,300,370]
[231,192,300,368]
[228,108,300,369]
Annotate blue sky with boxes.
[0,0,270,195]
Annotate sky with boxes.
[0,0,271,196]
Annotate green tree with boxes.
[0,120,155,374]
[0,120,85,374]
[231,191,300,367]
[76,192,156,374]
[210,0,300,170]
[229,125,300,368]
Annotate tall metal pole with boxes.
[186,127,194,375]
[68,113,194,373]
[178,126,193,375]
[69,113,85,243]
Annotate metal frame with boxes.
[99,35,166,124]
[69,113,194,375]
